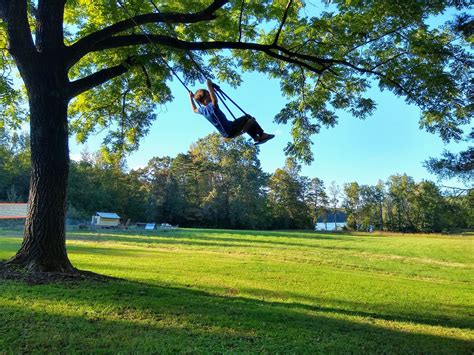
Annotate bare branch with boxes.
[68,0,229,66]
[342,25,407,56]
[68,63,130,98]
[273,0,294,46]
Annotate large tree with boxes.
[306,177,328,227]
[0,0,471,272]
[268,159,311,229]
[343,182,361,230]
[189,134,268,229]
[424,128,474,186]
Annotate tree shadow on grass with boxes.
[66,232,358,252]
[172,228,356,241]
[0,278,472,354]
[68,239,266,252]
[70,228,353,241]
[189,228,384,241]
[1,233,386,256]
[238,287,474,331]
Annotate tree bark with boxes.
[7,62,74,272]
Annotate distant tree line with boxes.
[0,129,472,232]
[0,129,30,203]
[342,177,473,233]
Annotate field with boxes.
[0,229,473,353]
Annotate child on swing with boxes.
[189,80,274,145]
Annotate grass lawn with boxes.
[0,229,473,353]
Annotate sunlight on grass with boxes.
[1,229,473,353]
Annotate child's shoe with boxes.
[254,133,275,145]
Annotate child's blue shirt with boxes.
[197,103,232,138]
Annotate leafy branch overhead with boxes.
[1,0,472,162]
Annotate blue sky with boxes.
[69,70,469,188]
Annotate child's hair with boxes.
[194,89,209,104]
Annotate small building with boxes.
[91,212,121,228]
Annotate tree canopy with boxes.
[1,0,472,162]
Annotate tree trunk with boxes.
[379,203,383,231]
[8,85,74,272]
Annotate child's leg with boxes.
[228,115,262,140]
[245,118,264,140]
[227,116,249,137]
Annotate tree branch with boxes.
[72,34,416,101]
[68,0,229,66]
[274,45,334,66]
[1,0,35,59]
[264,48,325,74]
[68,63,130,98]
[238,0,245,42]
[369,52,406,71]
[140,64,152,90]
[334,59,417,102]
[88,34,331,73]
[273,0,294,46]
[440,185,473,196]
[299,66,306,103]
[341,25,407,56]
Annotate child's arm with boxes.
[207,79,218,107]
[189,91,199,113]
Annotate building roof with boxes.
[96,212,120,219]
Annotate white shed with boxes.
[91,212,121,228]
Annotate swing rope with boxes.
[117,0,249,118]
[213,85,248,116]
[148,0,212,81]
[117,0,193,93]
[214,88,236,119]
